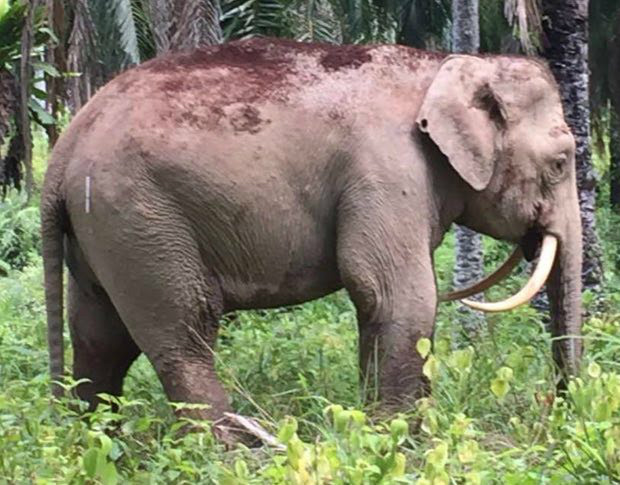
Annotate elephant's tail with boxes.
[41,177,67,398]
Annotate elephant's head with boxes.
[417,55,583,379]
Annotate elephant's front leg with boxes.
[357,287,436,408]
[356,268,436,409]
[337,198,436,409]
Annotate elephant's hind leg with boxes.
[68,274,141,409]
[88,231,233,425]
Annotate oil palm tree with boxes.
[542,0,604,291]
[451,0,486,337]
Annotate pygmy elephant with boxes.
[41,38,582,430]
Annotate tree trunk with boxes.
[0,70,17,152]
[542,0,604,292]
[0,70,20,192]
[44,0,67,147]
[610,15,620,214]
[611,106,620,214]
[148,0,222,55]
[452,0,479,52]
[19,0,40,200]
[451,0,485,337]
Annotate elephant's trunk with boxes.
[546,208,583,384]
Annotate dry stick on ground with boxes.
[219,413,285,450]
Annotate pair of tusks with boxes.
[439,235,558,312]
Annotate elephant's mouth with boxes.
[520,226,544,262]
[439,228,558,312]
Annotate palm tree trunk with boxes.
[44,0,67,147]
[451,0,485,337]
[611,106,620,213]
[611,15,620,215]
[542,0,604,292]
[19,0,40,200]
[452,0,479,52]
[0,69,19,191]
[0,70,17,151]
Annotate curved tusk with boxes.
[439,247,524,302]
[461,235,558,313]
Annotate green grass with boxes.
[1,134,620,484]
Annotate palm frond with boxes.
[67,0,97,109]
[170,0,223,48]
[222,0,293,40]
[289,0,342,43]
[0,1,28,65]
[144,0,171,53]
[131,0,156,59]
[112,0,140,64]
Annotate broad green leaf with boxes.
[416,338,431,359]
[234,459,249,478]
[426,441,448,469]
[0,0,8,19]
[391,452,406,477]
[100,462,119,485]
[450,347,474,371]
[491,378,510,399]
[82,448,98,478]
[423,355,440,381]
[390,418,409,440]
[457,440,479,463]
[588,361,602,378]
[31,60,60,77]
[287,437,305,469]
[99,434,113,456]
[497,367,513,381]
[335,409,351,432]
[28,99,55,125]
[350,409,366,425]
[277,416,298,443]
[465,471,482,485]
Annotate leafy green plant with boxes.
[0,192,40,271]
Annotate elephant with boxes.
[41,38,583,433]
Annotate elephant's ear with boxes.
[416,55,506,191]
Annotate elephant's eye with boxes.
[554,156,566,172]
[548,154,568,183]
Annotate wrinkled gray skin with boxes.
[41,38,582,426]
